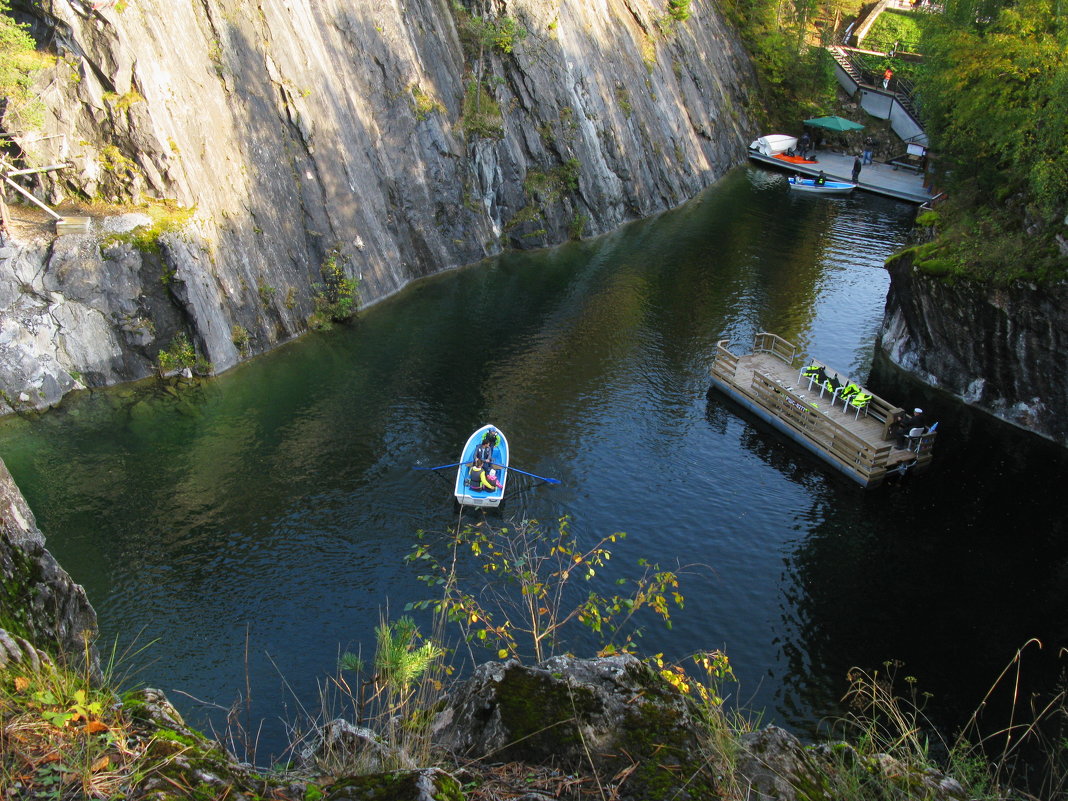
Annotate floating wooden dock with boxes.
[710,332,936,487]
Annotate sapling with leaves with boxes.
[337,616,443,722]
[406,516,686,664]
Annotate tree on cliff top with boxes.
[0,2,48,131]
[718,0,864,127]
[913,0,1068,281]
[920,0,1068,216]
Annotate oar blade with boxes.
[503,466,561,484]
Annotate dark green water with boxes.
[2,166,1065,760]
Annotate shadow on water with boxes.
[706,359,1068,756]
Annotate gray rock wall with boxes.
[879,254,1068,448]
[0,0,756,412]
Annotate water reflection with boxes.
[5,166,1058,764]
[719,358,1068,739]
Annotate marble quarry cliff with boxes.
[0,0,757,412]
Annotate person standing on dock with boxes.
[852,157,862,183]
[862,135,875,165]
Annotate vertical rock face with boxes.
[0,455,98,671]
[0,0,756,411]
[879,254,1068,448]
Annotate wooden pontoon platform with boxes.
[710,333,936,488]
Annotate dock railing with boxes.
[711,339,739,383]
[749,372,894,482]
[751,332,798,364]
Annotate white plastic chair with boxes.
[907,427,926,451]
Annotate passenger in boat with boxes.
[468,458,493,491]
[475,428,499,465]
[486,469,503,490]
[815,171,826,186]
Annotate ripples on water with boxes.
[2,165,1066,760]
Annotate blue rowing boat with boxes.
[454,424,509,508]
[787,176,855,195]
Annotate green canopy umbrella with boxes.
[803,115,865,132]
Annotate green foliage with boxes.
[99,204,194,255]
[451,3,524,139]
[460,79,504,139]
[504,203,542,233]
[157,332,212,375]
[849,49,924,85]
[559,157,580,191]
[0,2,51,129]
[156,332,195,373]
[866,9,923,49]
[522,159,581,205]
[918,2,1068,221]
[451,2,526,57]
[102,89,145,112]
[406,517,684,662]
[97,144,140,178]
[568,212,588,240]
[914,210,940,228]
[326,615,444,773]
[257,280,276,309]
[666,0,692,22]
[0,636,138,799]
[372,616,443,696]
[409,83,445,121]
[231,324,250,356]
[309,248,359,329]
[488,15,525,53]
[717,0,838,126]
[826,647,1068,801]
